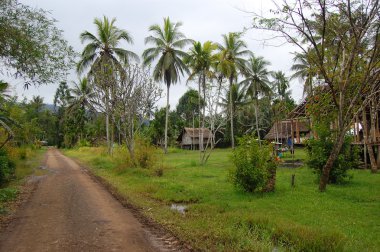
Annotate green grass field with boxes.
[64,147,380,251]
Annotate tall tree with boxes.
[290,50,318,97]
[67,77,95,141]
[218,32,251,148]
[240,55,272,145]
[272,71,290,101]
[253,0,380,191]
[142,17,193,154]
[185,41,218,152]
[77,16,138,154]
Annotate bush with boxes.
[135,138,157,169]
[231,136,277,192]
[0,149,16,186]
[306,126,359,184]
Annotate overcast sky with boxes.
[11,0,303,107]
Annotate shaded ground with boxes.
[0,148,177,252]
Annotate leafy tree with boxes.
[253,0,380,190]
[217,32,251,148]
[142,17,193,153]
[77,16,138,154]
[176,89,203,126]
[0,0,75,87]
[240,55,272,145]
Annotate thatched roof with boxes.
[177,127,211,141]
[264,120,310,140]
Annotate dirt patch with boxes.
[80,165,193,251]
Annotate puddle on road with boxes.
[170,204,187,215]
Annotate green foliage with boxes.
[231,136,277,192]
[306,125,359,184]
[0,188,18,202]
[135,137,158,169]
[0,149,15,185]
[0,0,75,87]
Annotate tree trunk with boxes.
[201,74,206,153]
[254,98,261,147]
[164,85,169,154]
[229,76,235,149]
[198,76,202,153]
[319,131,345,191]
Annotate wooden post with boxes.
[291,174,295,188]
[296,119,300,144]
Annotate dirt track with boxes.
[0,148,171,252]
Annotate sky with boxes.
[10,0,304,107]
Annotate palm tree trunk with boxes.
[198,76,202,153]
[164,85,169,154]
[254,99,261,147]
[229,76,235,149]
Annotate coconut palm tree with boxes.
[77,16,138,154]
[142,17,193,154]
[240,55,272,145]
[290,51,316,97]
[67,77,96,140]
[217,32,251,148]
[185,41,218,151]
[272,71,290,101]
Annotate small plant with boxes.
[231,136,277,193]
[0,188,18,202]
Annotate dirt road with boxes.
[0,148,171,252]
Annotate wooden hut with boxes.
[264,120,311,145]
[177,127,211,150]
[264,100,313,145]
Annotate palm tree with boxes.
[77,16,138,154]
[67,77,96,140]
[185,41,218,152]
[272,71,290,101]
[240,55,271,145]
[142,17,193,154]
[217,32,251,148]
[290,51,316,97]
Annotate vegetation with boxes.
[143,17,193,154]
[64,147,380,251]
[231,136,277,192]
[0,0,75,87]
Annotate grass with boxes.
[64,146,380,251]
[0,147,46,214]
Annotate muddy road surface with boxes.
[0,148,171,252]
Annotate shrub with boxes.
[0,149,16,186]
[231,136,277,192]
[306,126,359,184]
[135,138,157,169]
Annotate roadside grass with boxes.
[0,147,46,214]
[64,146,380,251]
